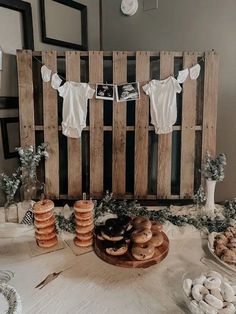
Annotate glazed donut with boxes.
[34,216,55,229]
[74,200,94,213]
[151,221,163,232]
[75,212,93,221]
[37,236,58,248]
[193,275,207,285]
[199,300,217,314]
[33,199,54,214]
[74,237,93,247]
[218,303,236,314]
[220,282,235,303]
[35,225,55,235]
[35,231,56,241]
[131,228,152,244]
[146,231,163,247]
[205,294,223,310]
[204,277,221,290]
[76,224,94,234]
[105,241,128,256]
[210,288,223,302]
[76,217,93,227]
[34,211,53,222]
[183,278,192,297]
[133,217,152,230]
[76,232,93,241]
[192,284,209,302]
[132,242,155,260]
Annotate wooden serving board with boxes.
[94,232,169,268]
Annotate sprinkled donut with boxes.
[146,231,163,247]
[132,217,152,230]
[131,242,155,260]
[151,221,163,233]
[105,241,128,256]
[131,228,152,244]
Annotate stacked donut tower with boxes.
[33,199,58,248]
[74,194,94,248]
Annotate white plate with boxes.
[208,232,236,273]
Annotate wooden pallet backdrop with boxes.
[16,50,219,201]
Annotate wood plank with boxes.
[180,52,198,198]
[65,51,82,198]
[16,50,35,147]
[202,51,219,160]
[33,51,205,58]
[134,52,150,198]
[157,52,174,198]
[42,51,59,198]
[89,51,103,197]
[112,52,127,196]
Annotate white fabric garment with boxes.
[190,63,201,80]
[177,68,189,84]
[58,81,95,138]
[143,76,182,134]
[51,73,62,90]
[41,65,51,82]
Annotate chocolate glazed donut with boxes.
[101,218,125,241]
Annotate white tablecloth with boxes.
[0,219,214,314]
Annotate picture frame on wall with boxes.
[0,117,19,159]
[0,0,34,50]
[39,0,88,50]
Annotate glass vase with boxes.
[20,167,45,211]
[4,197,18,223]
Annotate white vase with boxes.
[205,179,216,214]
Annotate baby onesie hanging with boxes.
[177,68,189,84]
[51,73,62,90]
[41,65,51,82]
[58,81,95,138]
[189,63,201,80]
[143,76,182,134]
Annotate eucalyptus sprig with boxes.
[201,152,226,181]
[0,169,21,201]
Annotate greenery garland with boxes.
[55,193,236,234]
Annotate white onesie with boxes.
[143,76,182,134]
[58,81,95,138]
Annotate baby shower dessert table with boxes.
[0,209,219,314]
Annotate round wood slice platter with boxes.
[94,232,169,268]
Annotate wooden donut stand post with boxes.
[94,232,169,268]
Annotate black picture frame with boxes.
[0,97,19,109]
[0,0,34,50]
[0,117,19,159]
[39,0,88,50]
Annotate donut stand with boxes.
[94,231,169,268]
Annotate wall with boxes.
[102,0,236,202]
[0,0,100,205]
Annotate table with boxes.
[0,219,212,314]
